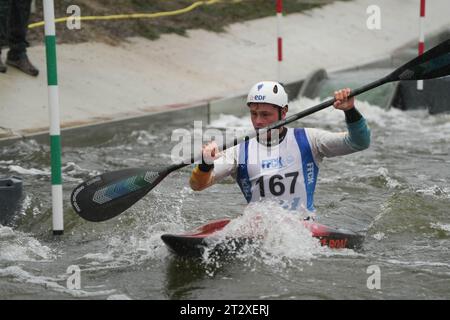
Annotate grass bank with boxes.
[28,0,345,45]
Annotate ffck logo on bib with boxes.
[261,155,294,170]
[262,157,283,170]
[306,162,315,184]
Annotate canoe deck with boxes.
[161,218,365,258]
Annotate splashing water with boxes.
[200,202,358,273]
[0,226,56,262]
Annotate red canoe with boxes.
[161,218,365,258]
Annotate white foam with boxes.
[62,162,84,173]
[0,225,16,239]
[18,195,32,216]
[131,130,159,146]
[372,232,386,241]
[0,160,14,168]
[80,253,115,263]
[430,223,450,233]
[384,259,450,269]
[202,202,357,269]
[8,165,50,176]
[416,186,450,199]
[0,266,116,298]
[91,232,170,269]
[0,226,55,262]
[107,294,132,300]
[7,161,100,183]
[209,114,253,130]
[376,167,402,189]
[64,162,105,182]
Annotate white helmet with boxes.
[246,81,288,108]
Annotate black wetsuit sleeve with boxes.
[344,107,363,123]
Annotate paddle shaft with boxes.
[180,76,390,167]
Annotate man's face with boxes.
[249,103,287,129]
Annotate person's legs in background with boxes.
[0,0,11,73]
[6,0,39,76]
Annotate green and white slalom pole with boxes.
[43,0,63,235]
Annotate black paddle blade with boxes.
[71,168,167,222]
[390,39,450,81]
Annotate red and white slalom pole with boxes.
[276,0,283,82]
[417,0,425,90]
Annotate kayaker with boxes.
[189,81,370,218]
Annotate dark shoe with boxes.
[6,55,39,77]
[0,58,6,73]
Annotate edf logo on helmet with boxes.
[254,83,266,101]
[247,81,288,108]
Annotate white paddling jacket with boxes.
[190,117,371,214]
